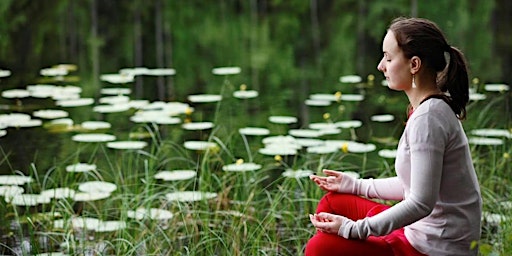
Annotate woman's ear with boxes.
[410,56,421,74]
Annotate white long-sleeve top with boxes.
[336,98,482,256]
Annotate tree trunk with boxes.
[155,0,165,101]
[410,0,418,17]
[250,0,260,92]
[164,4,175,100]
[134,6,143,99]
[356,0,367,75]
[66,1,78,64]
[90,0,100,97]
[310,0,321,71]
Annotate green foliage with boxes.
[0,0,507,94]
[0,1,511,255]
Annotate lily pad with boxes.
[127,208,174,220]
[0,175,34,185]
[233,90,258,99]
[154,170,197,181]
[9,194,52,206]
[56,98,95,107]
[239,127,270,136]
[78,181,117,194]
[66,163,97,173]
[339,75,362,83]
[222,163,262,172]
[282,169,314,178]
[33,109,69,119]
[72,133,116,143]
[165,191,217,202]
[212,67,241,75]
[40,188,76,199]
[188,94,222,103]
[182,122,214,130]
[268,116,298,124]
[378,149,397,159]
[106,140,148,150]
[370,114,395,122]
[183,141,218,151]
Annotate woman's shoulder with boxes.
[415,98,455,117]
[408,98,459,131]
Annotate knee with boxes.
[316,192,361,214]
[305,233,333,256]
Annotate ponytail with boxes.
[439,46,469,120]
[388,18,471,120]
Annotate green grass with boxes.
[0,87,510,255]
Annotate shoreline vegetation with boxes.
[0,68,510,255]
[0,1,511,254]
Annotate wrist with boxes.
[338,173,357,193]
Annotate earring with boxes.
[412,74,417,88]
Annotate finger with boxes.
[310,175,327,181]
[323,169,341,177]
[311,177,324,186]
[310,176,329,186]
[309,175,320,182]
[310,214,323,225]
[316,212,334,221]
[313,213,329,223]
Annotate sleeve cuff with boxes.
[337,216,354,238]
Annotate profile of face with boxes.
[377,31,413,91]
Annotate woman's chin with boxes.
[387,83,407,91]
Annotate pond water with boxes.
[0,72,406,175]
[0,68,510,255]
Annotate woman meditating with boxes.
[305,17,482,256]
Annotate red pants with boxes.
[305,193,426,256]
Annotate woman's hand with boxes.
[309,169,344,192]
[309,212,343,234]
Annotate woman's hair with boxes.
[389,17,469,120]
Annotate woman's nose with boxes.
[377,59,385,72]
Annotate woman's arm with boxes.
[338,111,446,238]
[353,177,404,201]
[311,170,404,200]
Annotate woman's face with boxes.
[377,31,412,91]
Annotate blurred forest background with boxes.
[0,2,511,254]
[0,0,510,102]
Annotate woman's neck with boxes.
[406,84,442,110]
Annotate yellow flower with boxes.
[323,113,331,120]
[185,107,194,116]
[184,118,192,123]
[240,84,247,91]
[274,155,282,162]
[341,143,349,153]
[334,91,342,102]
[236,158,244,165]
[209,145,220,154]
[472,77,479,85]
[504,153,510,159]
[367,74,375,82]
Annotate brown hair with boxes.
[389,17,469,120]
